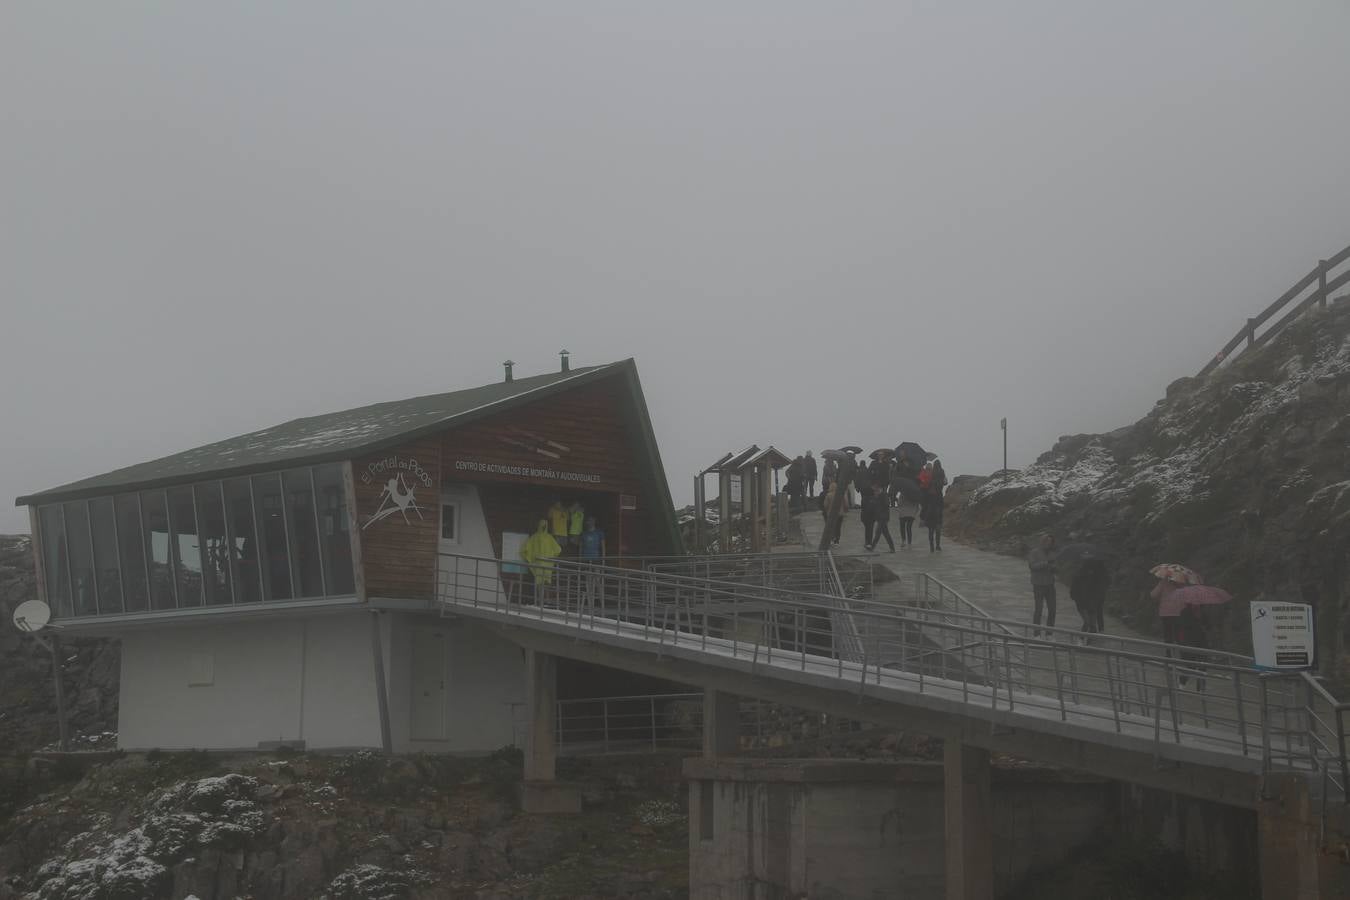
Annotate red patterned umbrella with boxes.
[1150,563,1202,585]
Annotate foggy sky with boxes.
[4,2,1349,532]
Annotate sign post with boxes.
[1250,601,1315,670]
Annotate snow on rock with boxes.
[22,774,269,900]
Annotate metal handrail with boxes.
[435,550,1347,794]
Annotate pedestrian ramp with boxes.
[436,551,1349,801]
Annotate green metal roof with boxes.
[18,362,614,503]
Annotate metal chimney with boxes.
[503,360,515,383]
[559,349,570,373]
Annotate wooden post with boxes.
[1318,259,1328,309]
[1247,318,1256,346]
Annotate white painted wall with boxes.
[385,613,527,754]
[117,611,382,751]
[435,482,504,607]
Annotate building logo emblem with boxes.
[360,455,433,529]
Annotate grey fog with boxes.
[3,1,1349,531]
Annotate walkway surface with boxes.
[795,506,1151,641]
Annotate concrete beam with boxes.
[945,741,993,900]
[703,689,740,757]
[491,623,1264,808]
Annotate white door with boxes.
[410,627,447,741]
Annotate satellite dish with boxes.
[13,599,51,633]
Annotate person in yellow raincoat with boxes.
[521,519,562,588]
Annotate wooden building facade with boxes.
[15,359,680,752]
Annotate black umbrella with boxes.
[890,477,922,501]
[869,448,894,461]
[1056,543,1108,566]
[895,442,927,465]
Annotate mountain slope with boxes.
[946,300,1350,683]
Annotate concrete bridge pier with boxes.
[944,740,993,900]
[1258,774,1349,900]
[703,689,740,757]
[519,650,582,813]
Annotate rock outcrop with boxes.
[946,300,1350,684]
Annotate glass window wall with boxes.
[39,505,71,617]
[34,463,357,618]
[252,474,293,601]
[168,486,202,607]
[64,502,96,616]
[284,469,324,598]
[225,478,263,605]
[116,495,148,612]
[141,490,176,610]
[89,497,123,614]
[194,482,233,606]
[314,465,355,596]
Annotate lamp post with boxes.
[1000,417,1007,472]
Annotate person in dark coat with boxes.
[868,488,894,552]
[852,460,871,510]
[804,451,818,498]
[1069,559,1109,634]
[859,486,877,549]
[931,459,949,494]
[922,490,944,552]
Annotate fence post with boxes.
[1246,318,1256,346]
[1318,259,1329,309]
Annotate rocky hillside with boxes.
[0,536,119,752]
[0,748,689,900]
[946,299,1350,683]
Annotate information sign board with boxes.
[1250,602,1314,670]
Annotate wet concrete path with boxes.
[795,504,1152,642]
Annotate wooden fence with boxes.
[1199,241,1350,376]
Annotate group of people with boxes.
[520,498,608,590]
[1026,534,1109,635]
[782,450,948,553]
[1027,536,1217,665]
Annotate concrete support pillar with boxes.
[944,741,993,900]
[1258,774,1346,899]
[703,690,740,757]
[520,650,580,814]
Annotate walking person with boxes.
[859,486,877,549]
[923,490,944,552]
[1028,534,1058,634]
[931,459,948,494]
[868,488,895,552]
[853,458,871,511]
[804,451,818,498]
[820,481,842,545]
[1069,559,1109,634]
[893,490,919,548]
